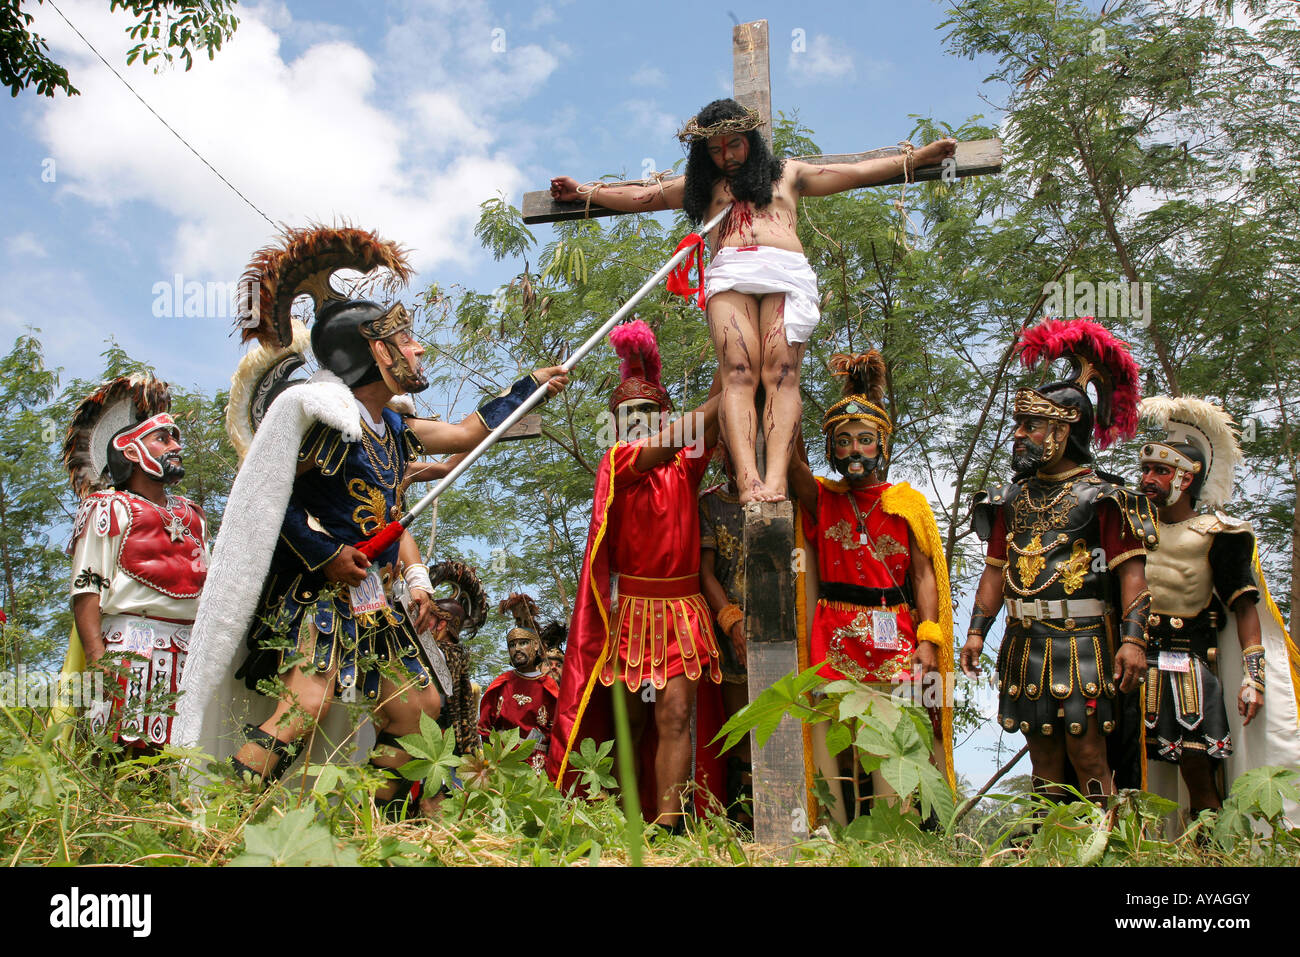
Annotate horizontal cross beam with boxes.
[521,138,1003,224]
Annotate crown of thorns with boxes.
[676,107,764,143]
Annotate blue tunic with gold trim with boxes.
[236,406,436,703]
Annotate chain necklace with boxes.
[844,486,904,589]
[359,418,399,491]
[128,490,196,544]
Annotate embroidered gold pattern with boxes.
[511,693,533,707]
[1056,539,1091,595]
[874,534,909,560]
[714,523,741,561]
[825,519,861,551]
[1017,534,1046,589]
[348,479,390,536]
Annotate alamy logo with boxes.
[1041,274,1152,328]
[49,887,152,937]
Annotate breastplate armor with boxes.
[1146,516,1215,616]
[119,494,207,599]
[1004,475,1108,606]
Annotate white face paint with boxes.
[615,399,661,443]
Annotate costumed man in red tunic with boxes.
[63,375,209,751]
[479,594,561,772]
[547,319,725,828]
[788,352,955,824]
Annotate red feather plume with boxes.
[1017,317,1141,448]
[609,319,663,387]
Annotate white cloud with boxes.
[788,34,857,85]
[5,233,48,258]
[24,0,552,290]
[629,65,666,88]
[621,99,680,147]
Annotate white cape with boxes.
[173,371,374,772]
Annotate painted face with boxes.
[374,330,429,394]
[831,424,882,483]
[615,398,661,443]
[122,422,184,483]
[433,601,465,641]
[1012,415,1064,473]
[508,634,543,671]
[1139,461,1192,507]
[707,133,749,174]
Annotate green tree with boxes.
[940,0,1300,624]
[0,332,73,668]
[1,0,239,98]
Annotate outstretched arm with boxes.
[790,138,957,197]
[633,373,722,471]
[550,174,685,213]
[406,366,568,455]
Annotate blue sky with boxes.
[2,0,1017,786]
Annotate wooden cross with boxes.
[522,21,1001,847]
[521,20,1001,224]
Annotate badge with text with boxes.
[1158,650,1191,673]
[349,570,389,615]
[871,610,900,650]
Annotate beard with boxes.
[1011,438,1046,475]
[380,340,429,394]
[160,453,185,483]
[833,452,881,483]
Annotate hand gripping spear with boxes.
[354,204,731,559]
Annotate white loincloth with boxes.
[704,245,821,345]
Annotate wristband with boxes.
[717,604,744,634]
[1242,645,1265,692]
[403,562,433,596]
[477,373,543,430]
[916,620,943,646]
[1121,589,1150,649]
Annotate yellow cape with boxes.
[796,478,957,818]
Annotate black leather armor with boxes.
[972,472,1156,740]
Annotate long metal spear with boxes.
[356,204,730,558]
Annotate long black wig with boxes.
[681,98,785,223]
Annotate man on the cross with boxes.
[550,98,955,503]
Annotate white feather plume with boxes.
[1139,395,1243,509]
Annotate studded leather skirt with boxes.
[996,617,1118,738]
[1143,616,1232,762]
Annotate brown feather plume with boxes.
[430,560,488,635]
[499,593,541,633]
[828,351,887,403]
[63,375,172,499]
[237,224,413,348]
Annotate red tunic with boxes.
[546,440,725,812]
[802,479,918,683]
[478,670,560,770]
[602,441,720,690]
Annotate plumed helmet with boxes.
[1015,317,1142,463]
[310,299,388,387]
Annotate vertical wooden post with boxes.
[743,501,805,846]
[732,20,773,152]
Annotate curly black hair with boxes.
[681,98,785,223]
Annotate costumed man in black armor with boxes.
[174,226,565,818]
[61,375,208,752]
[959,319,1155,806]
[1137,396,1300,825]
